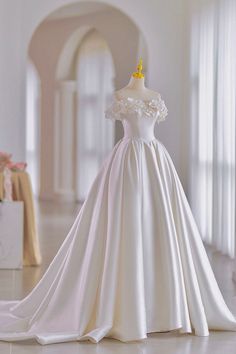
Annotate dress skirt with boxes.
[0,137,235,344]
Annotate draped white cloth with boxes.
[189,0,236,257]
[0,94,236,345]
[76,30,115,202]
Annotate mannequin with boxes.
[115,58,160,100]
[114,59,162,142]
[1,60,236,346]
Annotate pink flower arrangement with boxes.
[0,152,27,173]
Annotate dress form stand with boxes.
[124,86,171,335]
[115,59,160,100]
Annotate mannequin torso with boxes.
[115,77,160,101]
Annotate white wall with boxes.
[0,0,25,162]
[0,0,189,193]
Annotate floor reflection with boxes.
[3,331,236,354]
[0,201,236,354]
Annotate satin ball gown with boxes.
[0,93,236,345]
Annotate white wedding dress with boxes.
[0,94,236,345]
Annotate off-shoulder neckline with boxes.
[105,92,168,122]
[113,93,161,104]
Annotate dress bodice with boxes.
[105,94,168,142]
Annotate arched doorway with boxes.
[53,28,115,202]
[27,2,148,202]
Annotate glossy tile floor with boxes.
[0,200,236,354]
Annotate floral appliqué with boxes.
[105,95,168,123]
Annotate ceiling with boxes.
[47,2,111,20]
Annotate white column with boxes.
[54,80,76,201]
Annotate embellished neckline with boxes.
[114,94,161,105]
[105,92,168,123]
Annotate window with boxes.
[190,0,236,257]
[76,30,115,202]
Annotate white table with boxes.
[0,201,24,269]
[0,171,41,266]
